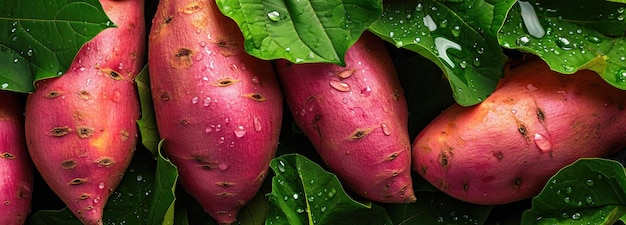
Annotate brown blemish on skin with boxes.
[389,152,399,160]
[393,89,401,101]
[463,181,469,192]
[120,130,130,141]
[95,157,114,167]
[159,91,171,101]
[68,178,87,185]
[217,182,234,187]
[79,193,91,200]
[182,1,203,14]
[171,48,194,69]
[49,126,72,137]
[78,90,91,100]
[44,90,63,99]
[164,16,173,24]
[217,192,234,198]
[101,68,123,80]
[438,152,449,168]
[180,119,189,125]
[514,177,522,190]
[213,77,240,87]
[244,93,266,102]
[348,128,373,140]
[77,126,95,138]
[517,123,530,142]
[1,152,15,159]
[492,151,504,161]
[255,171,266,185]
[536,107,545,123]
[213,38,239,57]
[61,160,77,169]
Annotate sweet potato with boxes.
[148,0,282,224]
[0,91,33,225]
[24,0,145,224]
[412,59,626,205]
[275,32,415,203]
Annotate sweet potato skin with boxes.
[148,0,282,224]
[24,0,145,224]
[0,91,33,225]
[412,60,626,205]
[275,32,415,203]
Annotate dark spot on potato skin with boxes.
[536,107,545,123]
[492,151,504,160]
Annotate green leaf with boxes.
[0,0,113,93]
[26,149,178,225]
[136,65,161,156]
[369,0,514,106]
[521,158,626,225]
[216,0,382,65]
[498,0,626,90]
[266,154,392,225]
[384,191,493,225]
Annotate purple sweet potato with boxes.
[412,59,626,205]
[0,91,33,225]
[24,0,145,224]
[148,0,282,224]
[274,32,416,203]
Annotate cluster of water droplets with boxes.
[434,207,480,225]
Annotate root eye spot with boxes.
[101,68,123,80]
[348,128,373,140]
[79,193,91,200]
[95,157,114,167]
[68,178,87,185]
[175,48,192,57]
[217,192,234,198]
[45,90,63,98]
[213,78,239,87]
[1,152,15,159]
[245,93,265,102]
[49,126,72,137]
[164,16,173,24]
[61,160,77,169]
[160,92,171,101]
[77,126,95,138]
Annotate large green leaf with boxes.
[0,0,113,93]
[498,0,626,90]
[136,65,161,156]
[521,158,626,225]
[266,154,392,225]
[216,0,382,65]
[369,0,515,106]
[26,149,178,225]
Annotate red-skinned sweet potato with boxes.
[275,32,416,203]
[413,59,626,205]
[148,0,282,224]
[0,91,33,225]
[24,0,145,224]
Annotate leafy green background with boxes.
[4,0,626,224]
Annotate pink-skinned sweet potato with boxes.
[148,0,282,224]
[24,0,145,224]
[413,59,626,205]
[275,32,416,204]
[0,91,33,225]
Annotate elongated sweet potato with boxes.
[0,91,33,225]
[413,59,626,205]
[148,0,282,224]
[24,0,145,224]
[275,32,415,203]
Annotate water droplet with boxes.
[436,217,445,223]
[516,35,531,46]
[285,47,291,52]
[459,60,467,68]
[586,179,595,186]
[234,125,246,137]
[423,15,437,31]
[571,212,581,220]
[267,11,281,21]
[586,196,594,204]
[381,123,391,136]
[194,52,204,61]
[219,163,229,170]
[564,196,571,203]
[556,37,574,50]
[360,86,372,96]
[452,25,461,37]
[203,97,212,106]
[278,160,286,173]
[566,186,573,194]
[253,116,262,132]
[136,174,143,182]
[527,84,537,91]
[519,1,546,38]
[296,208,305,213]
[1,83,9,89]
[415,3,423,11]
[191,96,199,104]
[616,70,626,83]
[320,206,326,212]
[215,124,222,132]
[586,36,602,44]
[473,57,481,67]
[26,48,33,57]
[292,193,299,200]
[329,79,350,92]
[534,133,552,152]
[13,58,19,63]
[98,182,105,189]
[389,31,394,37]
[434,37,461,68]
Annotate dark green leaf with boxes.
[0,0,113,93]
[147,142,179,225]
[266,154,392,225]
[369,0,514,106]
[521,158,626,224]
[216,0,382,65]
[498,0,626,90]
[384,191,493,225]
[136,65,161,156]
